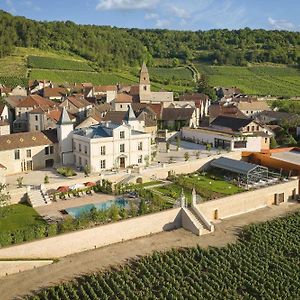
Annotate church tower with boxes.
[139,62,151,100]
[57,107,74,165]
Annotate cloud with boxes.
[168,5,190,19]
[96,0,160,11]
[145,13,159,20]
[268,17,295,30]
[155,19,170,28]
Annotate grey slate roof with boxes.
[210,157,264,175]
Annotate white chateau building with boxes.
[71,106,151,173]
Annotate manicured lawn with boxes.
[0,204,44,232]
[154,174,243,201]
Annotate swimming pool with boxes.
[65,198,128,218]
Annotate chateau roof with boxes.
[161,107,195,121]
[210,116,254,132]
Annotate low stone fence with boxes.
[0,208,181,259]
[196,179,299,221]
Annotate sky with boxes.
[1,0,300,31]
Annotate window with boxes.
[120,131,125,139]
[85,160,88,166]
[100,160,106,169]
[35,115,38,121]
[138,142,143,150]
[144,86,147,91]
[120,144,125,153]
[247,126,250,132]
[234,141,247,149]
[26,149,31,158]
[84,145,87,154]
[101,146,106,155]
[14,149,20,160]
[120,105,123,108]
[264,138,268,143]
[73,142,76,151]
[79,157,82,166]
[35,125,38,131]
[79,144,81,152]
[45,146,54,155]
[256,126,259,131]
[251,126,255,131]
[138,155,143,163]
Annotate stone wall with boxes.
[196,179,299,221]
[0,208,181,259]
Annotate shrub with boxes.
[0,232,12,247]
[24,227,36,242]
[12,230,24,244]
[57,167,77,177]
[47,224,58,237]
[44,175,49,184]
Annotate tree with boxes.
[196,75,217,101]
[138,199,147,215]
[84,165,91,177]
[176,137,181,151]
[206,143,212,152]
[44,175,49,184]
[0,183,10,217]
[270,137,278,149]
[17,177,23,188]
[184,152,190,161]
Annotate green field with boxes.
[0,204,44,232]
[149,67,193,82]
[29,69,138,85]
[28,56,94,72]
[27,211,300,299]
[197,64,300,97]
[154,174,243,202]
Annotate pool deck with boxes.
[35,193,116,218]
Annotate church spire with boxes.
[58,106,72,125]
[140,61,150,85]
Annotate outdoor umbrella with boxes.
[84,182,96,187]
[57,186,69,193]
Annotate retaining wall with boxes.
[0,208,181,259]
[197,179,299,221]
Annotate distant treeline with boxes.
[0,10,300,68]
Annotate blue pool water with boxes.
[65,198,128,218]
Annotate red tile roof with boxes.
[16,95,57,109]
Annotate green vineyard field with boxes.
[197,64,300,97]
[27,211,300,299]
[149,67,194,82]
[29,69,138,85]
[28,56,94,72]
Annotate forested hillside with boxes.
[0,10,300,69]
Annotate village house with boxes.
[42,86,68,101]
[159,107,197,131]
[231,97,270,118]
[0,129,59,175]
[28,107,76,132]
[256,110,300,125]
[59,95,93,123]
[13,95,57,132]
[181,116,273,152]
